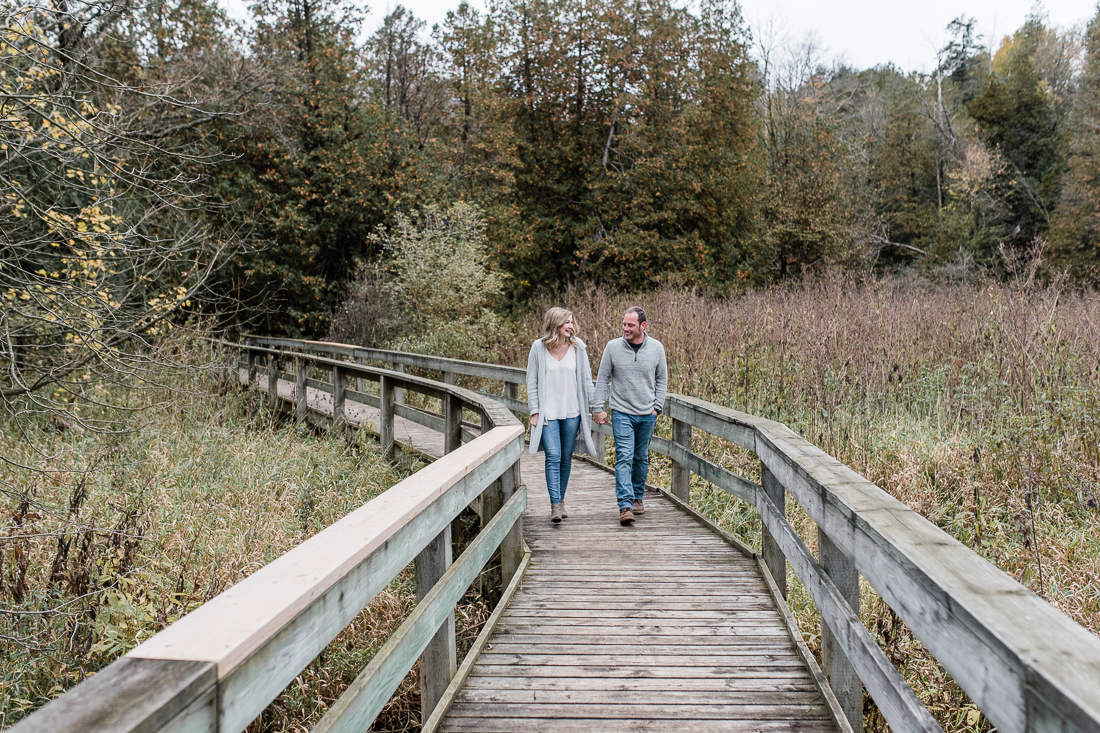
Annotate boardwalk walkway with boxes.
[254,371,837,733]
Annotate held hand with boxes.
[593,411,608,425]
[531,413,539,427]
[652,410,659,416]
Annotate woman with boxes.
[527,307,599,523]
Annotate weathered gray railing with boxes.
[248,338,1100,733]
[13,342,527,733]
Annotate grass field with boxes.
[0,338,489,732]
[507,273,1100,732]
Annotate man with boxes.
[593,306,668,525]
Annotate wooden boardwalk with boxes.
[253,371,837,733]
[439,454,835,733]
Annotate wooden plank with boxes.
[667,441,759,505]
[8,658,215,733]
[440,717,835,733]
[305,376,334,394]
[458,677,818,693]
[666,394,757,450]
[313,488,526,733]
[464,665,821,679]
[444,702,830,719]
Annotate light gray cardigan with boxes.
[526,338,599,456]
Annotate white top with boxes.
[540,345,581,420]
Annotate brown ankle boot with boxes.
[551,503,563,523]
[560,499,568,518]
[619,507,635,525]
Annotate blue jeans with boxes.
[610,411,657,509]
[542,415,580,504]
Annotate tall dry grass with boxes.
[0,338,487,732]
[510,273,1100,732]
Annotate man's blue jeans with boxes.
[542,415,580,505]
[610,410,657,509]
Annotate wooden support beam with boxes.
[267,355,278,411]
[332,366,346,434]
[415,527,456,722]
[380,375,395,459]
[670,418,692,502]
[442,370,454,386]
[820,528,862,732]
[246,349,257,387]
[444,393,462,455]
[393,362,405,405]
[294,356,308,421]
[499,460,523,582]
[761,463,787,600]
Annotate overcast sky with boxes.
[223,0,1097,72]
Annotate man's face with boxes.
[622,312,645,343]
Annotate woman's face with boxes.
[557,316,575,341]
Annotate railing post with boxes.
[267,354,278,411]
[504,382,518,403]
[671,418,692,502]
[442,370,454,386]
[332,365,346,433]
[500,459,524,581]
[294,356,308,421]
[246,348,257,386]
[761,463,787,599]
[393,362,405,405]
[820,528,862,731]
[379,375,395,459]
[415,526,456,723]
[444,393,462,454]
[355,355,366,393]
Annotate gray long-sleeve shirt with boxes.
[593,335,668,416]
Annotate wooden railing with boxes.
[241,338,1100,733]
[13,341,527,733]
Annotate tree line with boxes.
[2,0,1099,362]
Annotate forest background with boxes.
[4,0,1100,347]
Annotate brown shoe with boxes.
[560,499,568,519]
[619,507,635,525]
[551,503,563,523]
[633,499,645,515]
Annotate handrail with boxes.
[13,341,526,733]
[251,338,1100,733]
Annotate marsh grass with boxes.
[0,337,489,732]
[513,273,1100,732]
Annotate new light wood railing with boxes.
[13,341,526,733]
[242,338,1100,733]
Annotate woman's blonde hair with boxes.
[541,307,578,350]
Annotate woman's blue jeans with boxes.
[542,415,580,504]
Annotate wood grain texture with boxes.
[438,451,838,733]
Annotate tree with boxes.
[1049,8,1100,280]
[0,0,250,428]
[211,0,426,336]
[968,14,1065,247]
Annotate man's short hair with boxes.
[624,306,647,324]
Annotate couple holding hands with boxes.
[526,306,668,526]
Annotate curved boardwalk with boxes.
[440,454,835,733]
[253,370,837,733]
